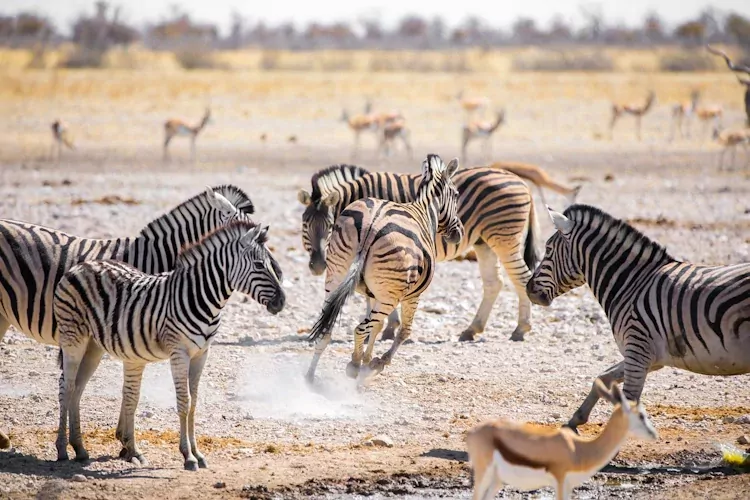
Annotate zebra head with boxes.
[424,155,463,244]
[526,206,586,306]
[298,189,340,276]
[233,225,286,315]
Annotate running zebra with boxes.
[526,204,750,431]
[0,185,261,450]
[306,155,463,383]
[298,162,538,342]
[55,220,285,470]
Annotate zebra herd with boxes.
[0,153,749,477]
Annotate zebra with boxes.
[305,154,463,383]
[298,163,538,343]
[0,185,264,451]
[54,220,285,470]
[526,204,750,432]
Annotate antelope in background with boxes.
[707,45,750,127]
[669,89,700,141]
[163,108,211,161]
[496,162,582,207]
[713,126,750,170]
[378,119,412,160]
[609,90,656,141]
[341,109,379,159]
[342,101,404,159]
[467,380,657,500]
[461,110,505,161]
[456,90,491,119]
[51,120,75,162]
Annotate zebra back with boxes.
[0,185,254,345]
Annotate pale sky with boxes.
[7,0,750,35]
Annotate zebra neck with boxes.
[171,250,233,319]
[577,232,673,316]
[414,182,440,232]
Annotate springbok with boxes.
[379,119,412,159]
[341,109,378,159]
[456,90,491,118]
[163,108,211,161]
[51,120,74,161]
[461,110,505,161]
[713,126,750,170]
[669,90,700,141]
[609,91,656,141]
[495,162,581,207]
[467,380,657,500]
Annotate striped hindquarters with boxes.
[53,260,170,362]
[0,220,131,344]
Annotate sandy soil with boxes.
[0,71,749,499]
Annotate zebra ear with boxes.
[205,186,237,216]
[322,191,340,207]
[298,189,312,206]
[547,206,574,236]
[445,158,459,178]
[422,154,441,180]
[240,225,269,249]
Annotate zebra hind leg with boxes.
[56,340,88,461]
[459,242,503,342]
[0,316,12,449]
[380,309,401,341]
[188,350,210,468]
[170,350,200,471]
[120,362,147,465]
[68,342,105,461]
[367,299,417,377]
[347,302,393,380]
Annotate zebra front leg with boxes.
[459,242,503,342]
[68,342,105,461]
[170,350,199,471]
[566,360,624,432]
[120,362,147,465]
[188,349,209,468]
[368,299,417,376]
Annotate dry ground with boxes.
[0,70,749,499]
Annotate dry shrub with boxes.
[369,52,468,73]
[659,53,716,72]
[512,51,614,72]
[174,48,228,70]
[61,47,105,68]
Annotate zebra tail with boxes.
[307,256,364,343]
[57,348,63,370]
[523,195,540,272]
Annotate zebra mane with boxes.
[310,164,370,200]
[138,185,254,239]
[563,204,674,262]
[175,219,261,265]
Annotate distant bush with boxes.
[61,47,104,68]
[174,48,228,70]
[659,53,715,72]
[369,53,468,72]
[512,51,614,72]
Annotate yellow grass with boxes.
[0,44,744,73]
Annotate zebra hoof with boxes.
[381,329,396,341]
[367,357,386,375]
[458,330,477,342]
[56,451,70,462]
[563,422,581,435]
[509,330,526,342]
[118,447,128,459]
[73,450,90,462]
[345,361,360,379]
[196,455,208,469]
[184,459,199,471]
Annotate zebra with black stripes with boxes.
[54,220,285,470]
[298,162,538,342]
[526,204,750,431]
[306,154,463,383]
[0,185,262,451]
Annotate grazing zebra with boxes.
[298,163,538,342]
[526,204,750,431]
[305,155,463,383]
[0,185,260,451]
[54,220,285,470]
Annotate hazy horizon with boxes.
[6,0,750,35]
